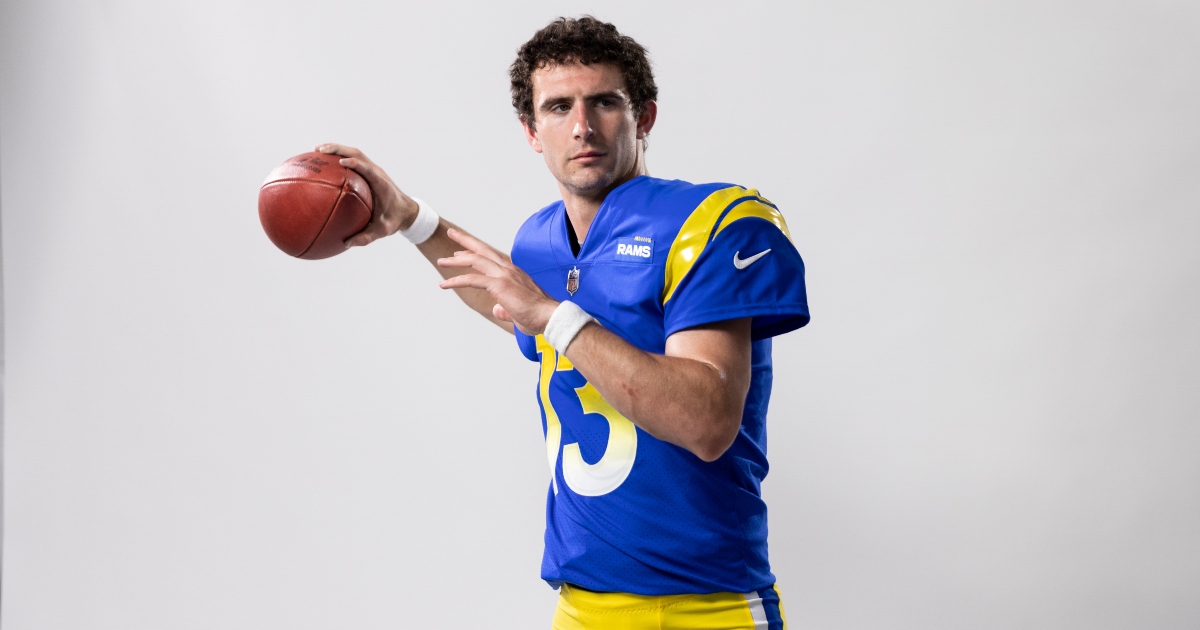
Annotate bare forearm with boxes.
[415,219,513,333]
[562,322,750,461]
[315,143,512,333]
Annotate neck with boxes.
[560,149,647,244]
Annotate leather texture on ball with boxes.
[258,152,373,259]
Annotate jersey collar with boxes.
[551,175,651,265]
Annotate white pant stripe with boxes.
[743,591,769,629]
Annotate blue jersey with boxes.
[511,175,809,595]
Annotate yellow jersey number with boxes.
[536,335,638,497]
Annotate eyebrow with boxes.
[537,90,628,112]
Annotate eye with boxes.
[551,103,570,113]
[597,98,615,108]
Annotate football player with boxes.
[320,16,808,629]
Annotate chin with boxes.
[563,168,620,196]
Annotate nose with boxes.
[571,104,594,141]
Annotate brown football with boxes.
[258,152,373,259]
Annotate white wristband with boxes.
[400,197,439,245]
[543,301,596,354]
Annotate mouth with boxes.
[570,150,607,164]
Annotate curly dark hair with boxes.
[509,16,658,128]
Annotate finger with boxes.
[439,274,492,291]
[444,227,477,249]
[436,256,476,268]
[344,221,390,248]
[493,303,513,322]
[339,158,403,211]
[436,252,505,274]
[336,156,387,189]
[446,228,508,265]
[315,143,363,159]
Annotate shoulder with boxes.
[622,177,792,257]
[674,182,789,238]
[608,176,735,227]
[611,176,787,236]
[659,181,797,307]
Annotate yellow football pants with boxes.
[551,583,788,630]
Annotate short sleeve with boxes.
[514,328,539,361]
[662,197,809,340]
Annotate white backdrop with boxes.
[2,1,1198,628]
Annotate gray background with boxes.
[2,0,1198,628]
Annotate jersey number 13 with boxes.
[536,335,638,497]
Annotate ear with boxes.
[636,101,658,139]
[521,118,544,153]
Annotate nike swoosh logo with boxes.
[733,249,771,270]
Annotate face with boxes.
[523,62,656,199]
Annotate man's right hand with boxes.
[316,143,419,249]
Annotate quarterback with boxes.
[320,16,809,630]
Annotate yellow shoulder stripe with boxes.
[715,199,791,241]
[661,187,749,304]
[661,187,792,305]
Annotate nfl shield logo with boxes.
[566,266,580,295]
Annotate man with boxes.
[319,16,808,630]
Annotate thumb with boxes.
[492,303,513,322]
